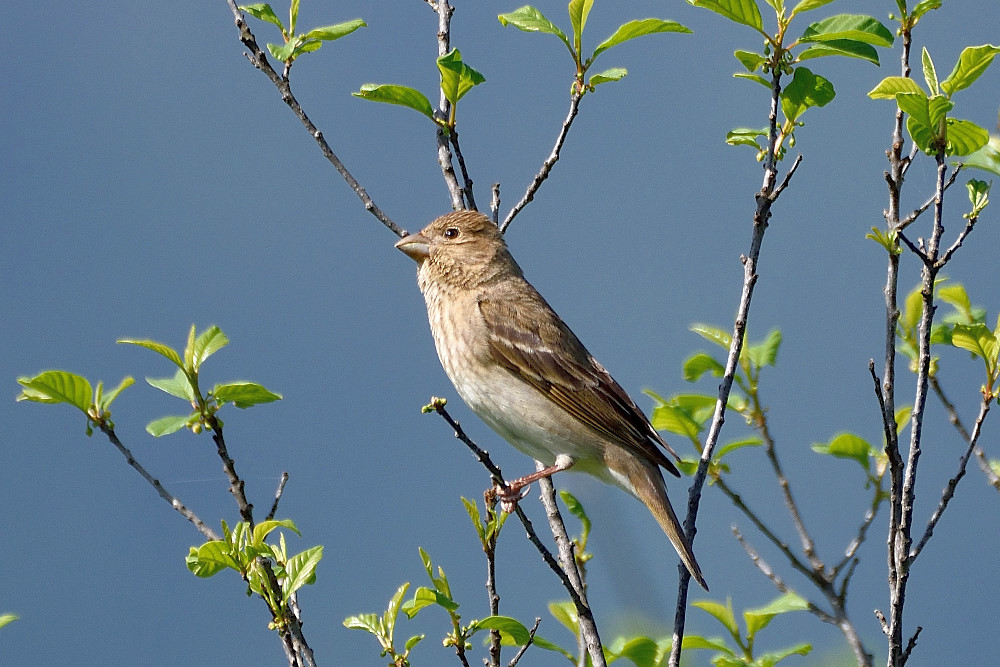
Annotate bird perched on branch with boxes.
[396,210,707,590]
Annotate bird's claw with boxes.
[490,481,530,513]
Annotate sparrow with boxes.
[396,210,707,590]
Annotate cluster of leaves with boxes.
[498,1,690,94]
[239,1,365,64]
[646,324,780,476]
[696,0,894,159]
[187,519,322,632]
[353,49,486,132]
[17,369,133,436]
[896,281,1000,403]
[117,325,281,436]
[684,592,812,666]
[869,44,1000,158]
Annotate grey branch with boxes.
[99,425,219,541]
[930,376,1000,490]
[501,91,583,233]
[225,1,402,237]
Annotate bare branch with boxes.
[910,399,991,561]
[99,425,219,541]
[491,183,501,225]
[501,91,583,233]
[930,376,1000,490]
[225,2,402,236]
[507,618,541,667]
[430,0,466,210]
[450,129,477,210]
[267,471,289,522]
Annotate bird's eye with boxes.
[444,227,460,239]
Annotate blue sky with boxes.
[3,1,998,665]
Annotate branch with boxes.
[430,0,466,210]
[450,129,477,210]
[898,166,961,230]
[909,398,991,561]
[501,90,583,233]
[98,425,219,541]
[930,375,1000,490]
[267,471,289,521]
[669,64,793,667]
[209,417,255,527]
[224,1,403,236]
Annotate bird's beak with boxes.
[395,232,431,262]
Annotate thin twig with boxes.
[430,0,466,210]
[910,398,991,561]
[225,1,402,236]
[491,183,501,225]
[450,129,477,210]
[209,418,255,527]
[935,213,978,269]
[898,166,961,230]
[669,63,792,667]
[507,618,541,667]
[930,376,1000,490]
[267,472,289,521]
[501,91,583,233]
[98,425,219,541]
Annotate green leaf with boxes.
[692,599,739,636]
[252,519,299,546]
[960,135,1000,177]
[401,586,459,618]
[16,371,92,411]
[472,616,532,644]
[191,326,229,371]
[548,600,579,633]
[342,612,380,634]
[938,283,973,319]
[811,432,872,471]
[187,541,240,577]
[117,337,184,369]
[101,376,134,409]
[799,14,893,47]
[608,635,660,666]
[691,323,732,349]
[744,591,809,633]
[352,84,435,121]
[498,6,571,52]
[683,353,725,382]
[558,490,591,539]
[965,179,991,218]
[945,119,989,157]
[941,45,1000,96]
[790,0,833,14]
[267,41,298,62]
[147,369,196,402]
[688,0,763,32]
[797,39,879,66]
[568,0,593,53]
[0,614,17,630]
[910,0,942,23]
[437,49,486,105]
[921,47,939,95]
[651,404,703,439]
[591,19,691,62]
[288,0,299,35]
[681,634,734,654]
[213,382,282,408]
[733,73,771,88]
[302,18,366,42]
[283,545,323,600]
[746,329,782,368]
[758,642,812,664]
[781,66,835,123]
[726,126,767,149]
[588,67,627,88]
[868,76,925,100]
[734,49,766,72]
[714,436,763,461]
[386,582,411,637]
[461,497,486,542]
[146,414,194,437]
[404,634,424,652]
[239,3,285,32]
[951,323,996,362]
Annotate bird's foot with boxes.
[490,481,531,513]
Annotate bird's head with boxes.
[395,210,516,288]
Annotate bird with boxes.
[396,210,707,590]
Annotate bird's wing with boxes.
[478,290,680,477]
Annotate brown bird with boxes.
[396,210,707,590]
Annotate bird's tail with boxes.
[629,463,709,591]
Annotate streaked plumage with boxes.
[397,210,707,590]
